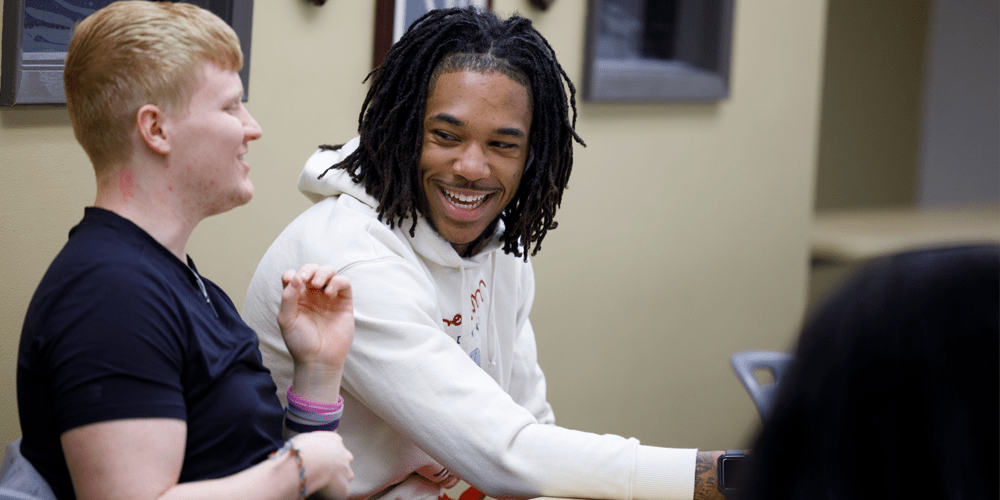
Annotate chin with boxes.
[237,183,255,204]
[212,190,254,216]
[443,229,481,246]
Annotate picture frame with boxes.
[583,0,735,102]
[373,0,491,69]
[0,0,254,106]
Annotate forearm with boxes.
[350,350,697,499]
[158,450,310,500]
[291,362,344,403]
[284,363,345,439]
[65,421,347,500]
[693,451,725,500]
[162,434,349,500]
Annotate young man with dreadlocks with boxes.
[245,7,727,500]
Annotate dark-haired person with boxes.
[244,7,726,500]
[744,244,999,500]
[15,2,354,499]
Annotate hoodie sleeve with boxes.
[338,253,697,500]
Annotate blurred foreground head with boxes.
[748,244,999,500]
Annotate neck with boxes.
[94,166,200,262]
[451,231,490,258]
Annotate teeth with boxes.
[444,189,487,208]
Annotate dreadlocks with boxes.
[324,6,584,259]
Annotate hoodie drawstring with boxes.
[487,252,499,368]
[460,265,469,355]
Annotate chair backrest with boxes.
[0,438,56,500]
[730,350,794,421]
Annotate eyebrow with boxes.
[429,112,526,138]
[222,83,244,103]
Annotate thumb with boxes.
[278,270,302,328]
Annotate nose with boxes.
[453,143,488,181]
[242,107,263,142]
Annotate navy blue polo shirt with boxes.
[17,208,284,500]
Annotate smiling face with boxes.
[419,69,533,255]
[163,61,262,219]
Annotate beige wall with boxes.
[0,0,828,455]
[814,0,928,211]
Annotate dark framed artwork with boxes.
[373,0,491,69]
[583,0,735,102]
[0,0,254,106]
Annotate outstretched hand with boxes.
[277,264,354,372]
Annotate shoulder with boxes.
[46,209,184,292]
[259,195,418,274]
[37,230,180,311]
[25,233,192,355]
[246,194,426,325]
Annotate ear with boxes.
[136,104,170,155]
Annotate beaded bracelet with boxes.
[269,440,306,500]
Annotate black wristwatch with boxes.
[717,449,749,498]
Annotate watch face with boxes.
[719,454,751,493]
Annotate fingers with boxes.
[295,432,354,500]
[282,264,350,297]
[282,263,319,287]
[441,474,460,489]
[306,264,335,290]
[278,270,304,325]
[323,275,352,300]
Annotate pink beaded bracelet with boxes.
[287,386,343,413]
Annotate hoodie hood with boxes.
[298,136,372,205]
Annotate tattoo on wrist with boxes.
[693,451,722,499]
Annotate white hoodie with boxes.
[243,137,697,499]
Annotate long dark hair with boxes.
[323,6,584,258]
[746,245,999,500]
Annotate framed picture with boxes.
[0,0,254,106]
[373,0,491,69]
[583,0,735,102]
